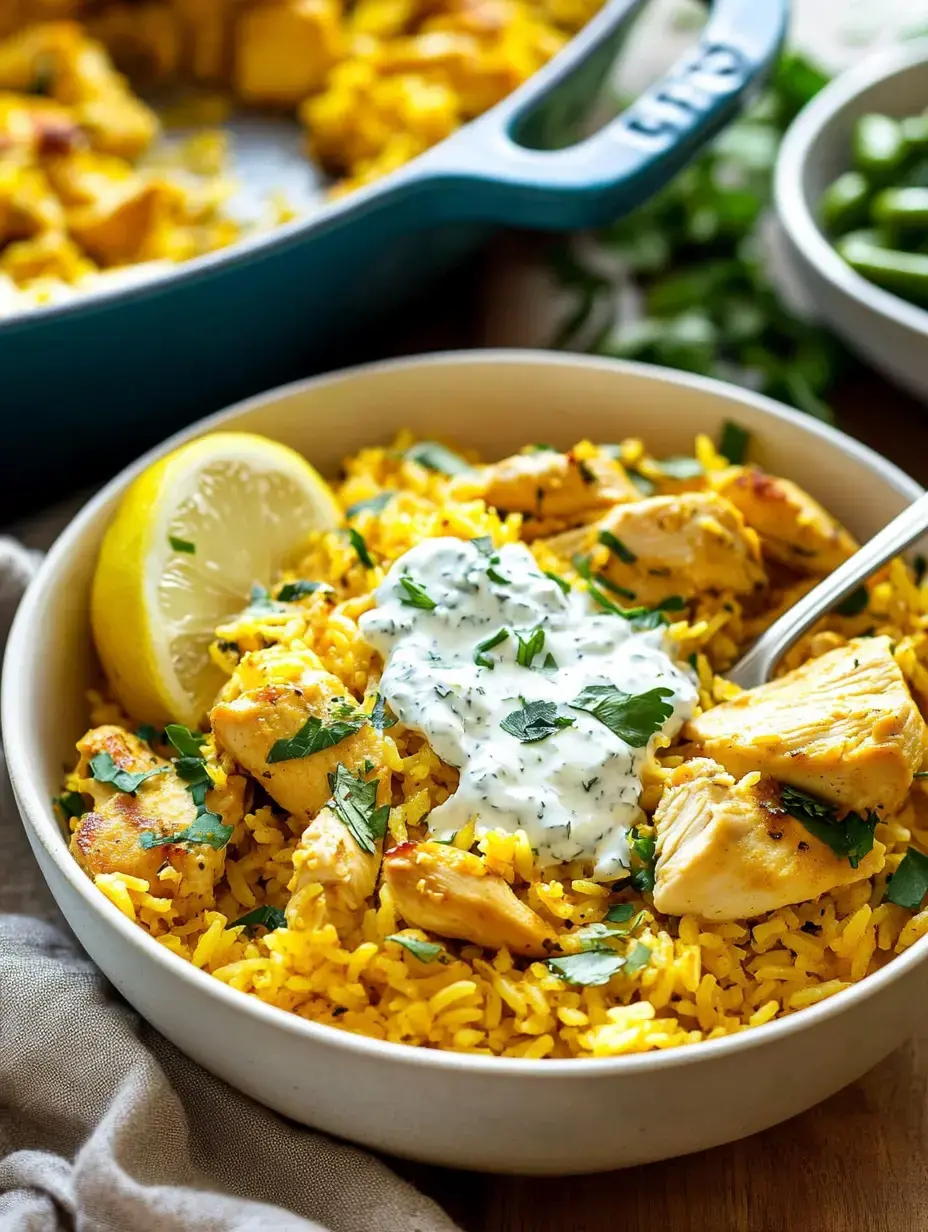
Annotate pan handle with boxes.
[407,0,788,230]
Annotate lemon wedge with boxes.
[91,431,341,727]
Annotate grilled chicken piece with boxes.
[210,667,389,820]
[472,448,639,540]
[546,492,766,606]
[653,759,884,920]
[382,841,555,957]
[713,467,858,575]
[685,637,928,815]
[286,805,382,935]
[69,725,245,897]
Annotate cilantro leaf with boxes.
[569,684,674,747]
[328,763,390,854]
[399,574,437,610]
[165,724,207,759]
[346,492,393,519]
[386,934,445,963]
[54,791,86,819]
[598,529,637,564]
[244,585,286,617]
[629,470,656,497]
[605,902,636,924]
[515,626,545,669]
[629,826,656,893]
[623,942,652,975]
[658,456,703,479]
[486,554,509,586]
[267,711,366,764]
[232,904,287,933]
[89,752,168,795]
[348,528,374,569]
[546,949,629,986]
[406,441,472,475]
[884,847,928,910]
[140,810,233,851]
[276,579,331,601]
[500,699,575,743]
[780,784,878,869]
[370,693,397,731]
[169,536,196,554]
[136,724,160,745]
[474,627,509,668]
[834,585,869,617]
[471,536,493,555]
[543,570,571,595]
[719,420,750,464]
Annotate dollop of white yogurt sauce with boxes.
[359,538,698,879]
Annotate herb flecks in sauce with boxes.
[359,538,696,877]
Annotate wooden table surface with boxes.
[387,364,928,1232]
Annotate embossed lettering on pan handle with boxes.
[411,0,788,231]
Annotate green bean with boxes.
[820,171,871,234]
[901,114,928,151]
[872,187,928,231]
[836,234,928,305]
[853,114,909,181]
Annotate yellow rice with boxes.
[70,430,928,1059]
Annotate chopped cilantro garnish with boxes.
[515,626,545,669]
[165,725,206,759]
[276,579,331,601]
[89,752,168,795]
[546,949,628,986]
[405,441,472,475]
[139,809,233,851]
[245,584,284,616]
[569,684,674,747]
[399,574,437,610]
[718,420,750,464]
[500,699,575,743]
[623,942,652,975]
[543,570,570,595]
[232,904,287,933]
[345,492,393,519]
[267,711,365,764]
[471,536,493,556]
[348,528,374,569]
[54,791,86,819]
[542,652,558,672]
[169,536,196,554]
[657,456,703,479]
[605,902,636,924]
[526,443,558,453]
[884,847,928,910]
[474,627,509,669]
[629,827,657,893]
[136,724,160,745]
[386,934,446,963]
[576,458,597,485]
[834,586,869,617]
[370,693,397,731]
[779,784,877,869]
[597,529,637,564]
[916,555,927,586]
[327,763,390,854]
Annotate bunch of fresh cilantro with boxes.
[550,52,842,423]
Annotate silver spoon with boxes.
[728,490,928,690]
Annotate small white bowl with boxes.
[775,41,928,402]
[4,351,928,1175]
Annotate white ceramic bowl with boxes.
[775,41,928,403]
[5,351,928,1175]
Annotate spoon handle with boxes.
[728,489,928,690]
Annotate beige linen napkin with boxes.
[0,538,460,1232]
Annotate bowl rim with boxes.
[5,347,928,1080]
[775,38,928,337]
